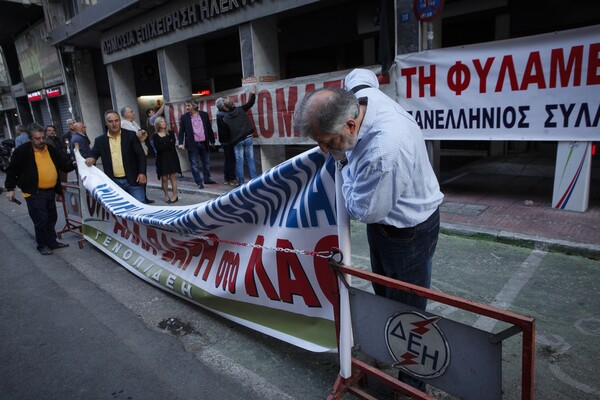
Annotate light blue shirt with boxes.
[341,86,444,228]
[14,133,28,148]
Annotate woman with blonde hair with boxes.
[151,117,181,203]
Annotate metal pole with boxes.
[335,166,353,378]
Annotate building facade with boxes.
[2,0,599,205]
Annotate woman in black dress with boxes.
[151,117,181,203]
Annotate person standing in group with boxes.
[145,102,165,156]
[146,102,165,134]
[61,118,76,153]
[69,122,91,157]
[293,68,443,392]
[178,99,216,189]
[14,125,28,148]
[151,116,181,203]
[43,124,61,150]
[85,110,148,204]
[4,123,75,255]
[215,98,236,186]
[216,85,257,186]
[44,124,68,184]
[120,106,154,203]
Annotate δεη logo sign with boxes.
[385,311,450,379]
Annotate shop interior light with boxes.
[197,90,211,96]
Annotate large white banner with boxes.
[76,148,341,352]
[395,25,600,141]
[162,67,392,146]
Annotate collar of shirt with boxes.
[108,129,121,138]
[121,119,141,132]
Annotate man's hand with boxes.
[85,157,96,167]
[250,85,257,95]
[6,190,15,202]
[178,144,185,150]
[136,174,147,185]
[137,130,148,142]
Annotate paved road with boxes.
[349,220,600,400]
[0,191,339,400]
[1,185,599,399]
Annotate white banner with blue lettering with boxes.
[75,148,340,352]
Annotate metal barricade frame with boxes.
[327,259,535,400]
[57,182,86,248]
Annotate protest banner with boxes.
[76,148,340,352]
[395,25,599,141]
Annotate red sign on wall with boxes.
[45,87,62,97]
[27,91,43,102]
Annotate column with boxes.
[107,58,139,124]
[73,49,102,143]
[239,17,285,172]
[157,43,192,171]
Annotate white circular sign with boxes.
[385,311,450,379]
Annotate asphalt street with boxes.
[1,184,599,399]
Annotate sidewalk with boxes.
[147,149,600,259]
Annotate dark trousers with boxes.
[367,208,440,309]
[222,144,236,182]
[367,208,440,392]
[25,189,58,249]
[187,141,211,185]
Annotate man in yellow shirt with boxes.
[4,123,75,255]
[85,110,147,203]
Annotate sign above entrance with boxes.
[102,0,258,56]
[27,91,43,102]
[45,86,63,98]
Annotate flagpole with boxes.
[335,166,353,378]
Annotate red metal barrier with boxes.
[327,259,535,400]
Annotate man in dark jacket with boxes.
[5,123,75,255]
[44,124,68,184]
[85,110,147,203]
[215,102,236,185]
[177,99,216,189]
[215,85,257,186]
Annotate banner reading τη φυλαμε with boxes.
[395,25,600,141]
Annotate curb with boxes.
[441,222,600,260]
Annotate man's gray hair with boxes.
[293,87,359,139]
[215,97,225,111]
[27,122,45,137]
[185,99,198,110]
[119,106,130,117]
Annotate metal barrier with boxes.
[327,257,535,400]
[57,182,86,248]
